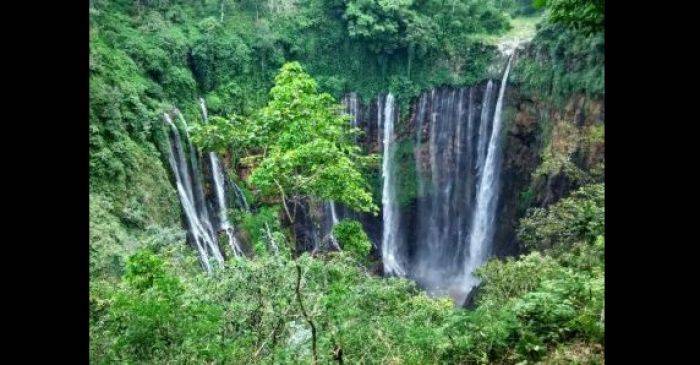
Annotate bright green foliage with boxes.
[474,252,562,307]
[91,250,224,363]
[344,0,436,55]
[189,114,248,154]
[513,22,604,103]
[249,62,379,214]
[513,0,604,105]
[332,219,372,260]
[92,250,453,363]
[344,0,509,55]
[446,242,604,363]
[535,0,604,34]
[239,206,290,258]
[518,183,604,253]
[92,226,604,363]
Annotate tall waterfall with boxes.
[199,98,243,257]
[380,93,405,276]
[163,112,224,272]
[395,57,513,304]
[462,55,514,292]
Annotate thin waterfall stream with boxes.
[163,99,250,271]
[163,112,223,272]
[380,93,405,277]
[199,98,243,257]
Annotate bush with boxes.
[91,250,225,363]
[518,183,604,253]
[332,219,372,261]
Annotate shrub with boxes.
[332,219,372,261]
[518,183,604,253]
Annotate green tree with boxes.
[535,0,604,34]
[189,114,248,154]
[344,0,431,54]
[244,62,379,363]
[248,62,378,220]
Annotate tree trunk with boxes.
[295,264,318,364]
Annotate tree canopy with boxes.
[248,62,378,215]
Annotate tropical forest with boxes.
[89,0,605,363]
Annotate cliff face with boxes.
[294,69,603,267]
[493,83,604,257]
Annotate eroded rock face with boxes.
[289,80,603,279]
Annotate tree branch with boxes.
[295,263,317,364]
[274,179,294,225]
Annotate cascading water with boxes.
[380,93,405,277]
[321,201,341,250]
[198,98,243,257]
[175,110,225,263]
[462,55,514,294]
[395,55,513,304]
[163,112,223,272]
[343,92,359,130]
[329,201,339,226]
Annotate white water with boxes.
[199,98,243,257]
[163,113,223,272]
[463,55,514,292]
[344,92,359,129]
[176,111,225,263]
[209,153,243,257]
[476,80,494,177]
[380,94,405,276]
[325,200,341,250]
[329,201,339,225]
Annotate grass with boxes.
[479,15,544,49]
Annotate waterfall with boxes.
[344,92,359,129]
[463,55,514,293]
[163,112,223,272]
[176,110,224,263]
[476,81,495,177]
[380,93,404,277]
[232,182,250,213]
[374,56,513,304]
[198,98,244,257]
[323,201,341,250]
[329,201,339,226]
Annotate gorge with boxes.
[90,1,605,363]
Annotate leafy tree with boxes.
[344,0,435,55]
[245,62,379,363]
[248,62,378,220]
[189,114,248,154]
[535,0,604,34]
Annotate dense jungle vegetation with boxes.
[90,0,604,363]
